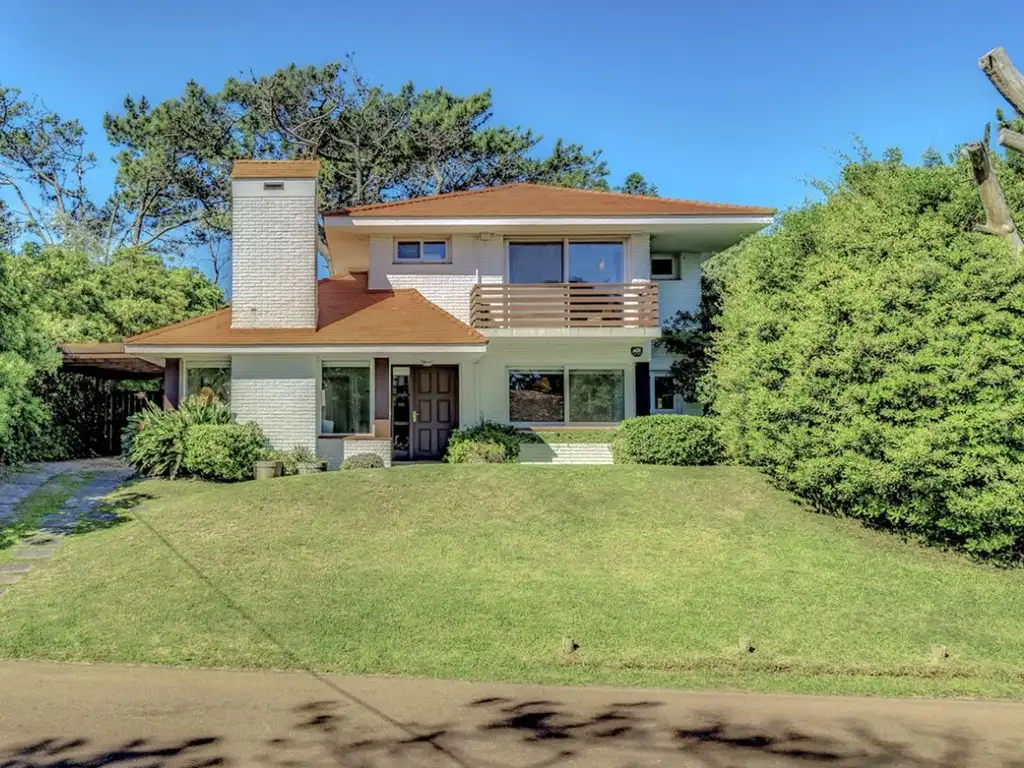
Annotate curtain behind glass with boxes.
[322,367,370,433]
[567,242,623,283]
[509,242,563,283]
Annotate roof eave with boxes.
[323,214,775,230]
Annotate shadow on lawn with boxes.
[68,487,154,536]
[5,695,1022,767]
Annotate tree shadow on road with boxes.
[7,693,1020,768]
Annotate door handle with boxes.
[412,410,419,423]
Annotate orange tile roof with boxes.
[324,182,774,218]
[125,274,486,347]
[231,160,321,179]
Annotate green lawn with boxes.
[1,465,1023,698]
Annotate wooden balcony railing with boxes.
[470,282,659,329]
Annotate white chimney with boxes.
[230,160,320,329]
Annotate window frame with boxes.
[505,236,629,284]
[182,360,231,403]
[650,253,679,280]
[394,238,451,264]
[652,372,680,413]
[318,360,374,437]
[506,364,631,426]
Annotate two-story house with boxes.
[125,160,772,466]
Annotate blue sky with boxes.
[1,0,1022,215]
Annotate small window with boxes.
[186,365,231,404]
[395,240,448,262]
[321,365,371,434]
[653,374,677,411]
[651,254,678,280]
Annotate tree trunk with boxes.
[979,48,1024,116]
[962,141,1024,257]
[998,127,1024,155]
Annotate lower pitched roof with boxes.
[125,274,486,348]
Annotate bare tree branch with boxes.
[998,126,1024,154]
[962,141,1024,257]
[980,47,1024,117]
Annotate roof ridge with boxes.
[323,184,527,216]
[125,307,231,343]
[518,182,775,213]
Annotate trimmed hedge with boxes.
[445,421,537,463]
[613,415,725,466]
[123,398,234,479]
[341,453,385,470]
[446,440,507,464]
[182,423,268,481]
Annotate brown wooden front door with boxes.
[412,366,458,459]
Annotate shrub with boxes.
[341,453,385,470]
[124,397,233,479]
[613,415,725,466]
[262,449,299,476]
[445,440,507,464]
[445,421,537,463]
[707,153,1024,561]
[182,423,268,481]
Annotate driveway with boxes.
[1,661,1022,767]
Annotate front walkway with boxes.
[0,660,1022,767]
[0,458,133,598]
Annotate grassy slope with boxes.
[1,465,1022,697]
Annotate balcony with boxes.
[469,282,659,332]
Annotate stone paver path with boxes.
[0,458,133,598]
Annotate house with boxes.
[124,160,772,466]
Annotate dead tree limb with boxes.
[980,48,1024,116]
[962,141,1024,256]
[998,126,1024,154]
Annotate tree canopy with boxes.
[2,61,655,271]
[706,146,1024,561]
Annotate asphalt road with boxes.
[1,661,1023,767]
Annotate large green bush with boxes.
[444,421,538,463]
[613,415,724,466]
[124,397,233,479]
[183,423,268,481]
[707,150,1024,561]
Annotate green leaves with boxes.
[708,150,1024,561]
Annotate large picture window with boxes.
[568,370,625,422]
[186,364,230,404]
[508,239,624,284]
[508,367,627,424]
[321,365,371,434]
[509,370,565,422]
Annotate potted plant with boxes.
[291,445,326,475]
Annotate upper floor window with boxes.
[396,240,449,263]
[651,254,678,280]
[508,240,624,284]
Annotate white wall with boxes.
[231,178,318,329]
[473,338,642,424]
[231,355,318,451]
[368,234,490,322]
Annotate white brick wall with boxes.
[231,178,317,328]
[519,443,614,465]
[317,438,392,469]
[231,355,317,451]
[368,234,480,322]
